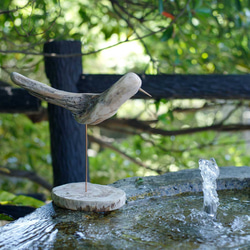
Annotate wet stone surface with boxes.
[0,166,249,249]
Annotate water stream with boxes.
[199,158,220,218]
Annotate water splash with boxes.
[199,158,220,218]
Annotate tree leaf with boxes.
[0,213,14,221]
[195,8,211,17]
[0,191,16,202]
[192,0,202,9]
[235,0,242,11]
[162,11,175,20]
[0,167,10,174]
[158,0,163,14]
[158,113,169,124]
[161,26,174,42]
[154,100,160,112]
[12,195,45,208]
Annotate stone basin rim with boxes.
[110,166,250,201]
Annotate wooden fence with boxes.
[0,40,249,187]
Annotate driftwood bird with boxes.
[11,72,151,125]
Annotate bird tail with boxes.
[10,72,95,113]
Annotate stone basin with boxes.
[0,166,249,249]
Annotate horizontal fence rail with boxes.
[0,86,41,113]
[1,74,250,114]
[78,74,250,100]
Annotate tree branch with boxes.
[140,133,250,154]
[0,166,52,191]
[88,135,163,174]
[0,0,191,58]
[98,118,250,136]
[216,101,242,125]
[0,1,32,15]
[26,107,250,137]
[8,0,61,37]
[171,102,225,113]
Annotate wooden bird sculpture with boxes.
[11,72,151,125]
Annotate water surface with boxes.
[53,189,250,249]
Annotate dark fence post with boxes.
[43,40,88,187]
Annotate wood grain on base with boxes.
[52,182,126,212]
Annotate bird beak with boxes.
[139,88,152,97]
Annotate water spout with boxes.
[199,158,220,218]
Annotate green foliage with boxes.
[108,99,250,174]
[0,114,51,193]
[0,190,44,207]
[89,148,140,185]
[0,214,13,221]
[0,190,44,223]
[0,190,16,202]
[11,195,44,208]
[0,0,249,78]
[161,26,174,42]
[0,189,45,223]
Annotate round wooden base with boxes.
[51,182,126,212]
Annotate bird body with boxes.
[11,72,147,125]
